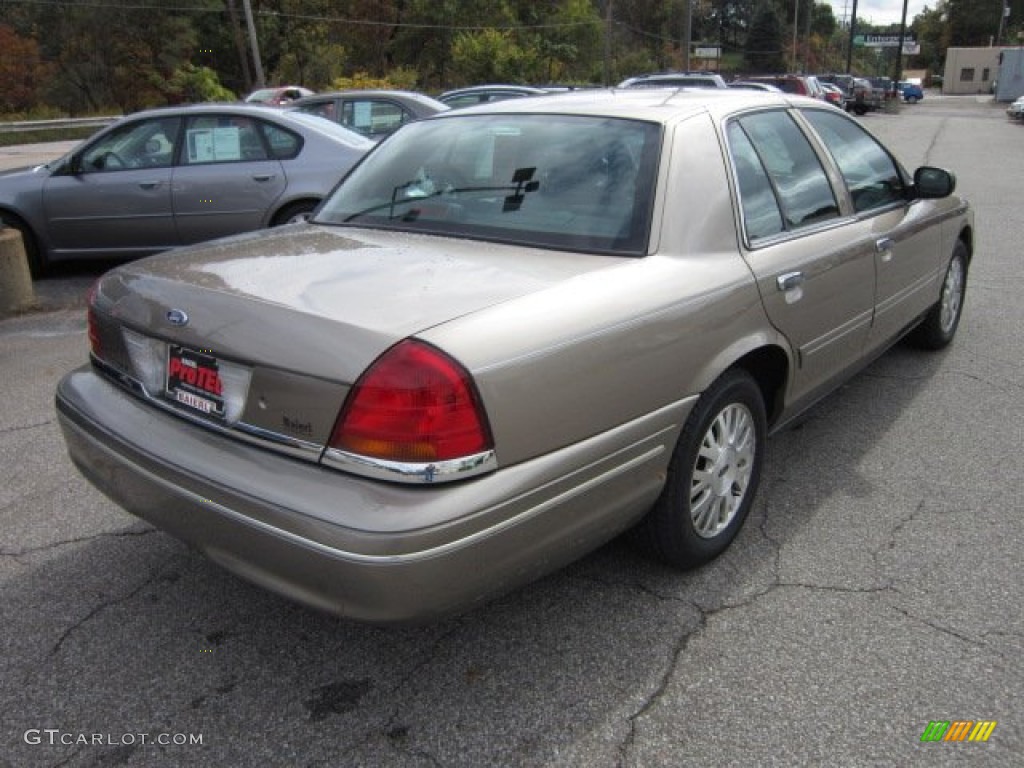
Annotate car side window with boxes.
[801,109,906,213]
[259,122,302,160]
[726,122,784,240]
[79,117,180,173]
[341,100,409,139]
[735,111,839,230]
[182,115,268,164]
[296,100,337,122]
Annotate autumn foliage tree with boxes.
[0,24,53,113]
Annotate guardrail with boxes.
[0,116,119,134]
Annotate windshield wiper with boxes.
[341,167,540,222]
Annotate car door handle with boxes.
[252,174,276,182]
[138,181,162,190]
[876,237,895,262]
[776,271,805,291]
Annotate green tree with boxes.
[451,28,539,83]
[166,63,237,103]
[745,3,786,72]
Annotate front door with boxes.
[42,116,181,258]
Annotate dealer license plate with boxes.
[166,345,225,418]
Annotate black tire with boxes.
[908,241,968,350]
[0,212,46,279]
[635,369,766,569]
[271,200,318,226]
[854,105,868,115]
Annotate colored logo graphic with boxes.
[920,720,997,742]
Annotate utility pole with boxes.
[241,0,265,88]
[846,0,860,74]
[604,0,613,85]
[895,0,910,90]
[682,0,692,71]
[792,0,800,72]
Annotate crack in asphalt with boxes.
[617,613,704,767]
[0,418,54,434]
[378,621,467,766]
[890,605,986,648]
[0,527,156,559]
[49,552,180,658]
[921,117,946,166]
[609,456,917,765]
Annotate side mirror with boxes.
[914,166,956,199]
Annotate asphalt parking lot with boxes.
[1,95,1021,767]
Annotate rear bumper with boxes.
[56,366,686,623]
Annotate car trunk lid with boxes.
[90,224,620,452]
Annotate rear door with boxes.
[726,110,875,405]
[172,113,287,244]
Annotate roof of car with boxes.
[426,87,813,124]
[290,90,448,107]
[439,84,551,98]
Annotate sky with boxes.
[833,0,931,26]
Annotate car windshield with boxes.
[245,89,277,102]
[315,113,661,256]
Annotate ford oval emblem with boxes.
[166,309,189,327]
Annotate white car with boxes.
[1007,96,1024,120]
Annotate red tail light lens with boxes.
[86,281,101,357]
[330,340,493,463]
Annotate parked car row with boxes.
[3,72,938,279]
[616,71,924,115]
[52,87,972,623]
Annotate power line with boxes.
[2,0,602,31]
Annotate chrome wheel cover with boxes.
[939,256,965,335]
[690,403,756,539]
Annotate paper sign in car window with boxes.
[354,102,372,130]
[187,129,215,163]
[212,127,241,161]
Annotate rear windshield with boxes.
[315,114,661,256]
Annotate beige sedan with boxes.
[56,89,972,623]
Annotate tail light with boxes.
[329,339,493,465]
[86,281,101,357]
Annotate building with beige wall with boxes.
[942,46,1016,97]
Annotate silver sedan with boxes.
[0,103,373,276]
[56,89,973,623]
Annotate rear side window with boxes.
[340,99,410,139]
[259,122,302,159]
[801,109,906,213]
[726,122,784,240]
[729,111,839,233]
